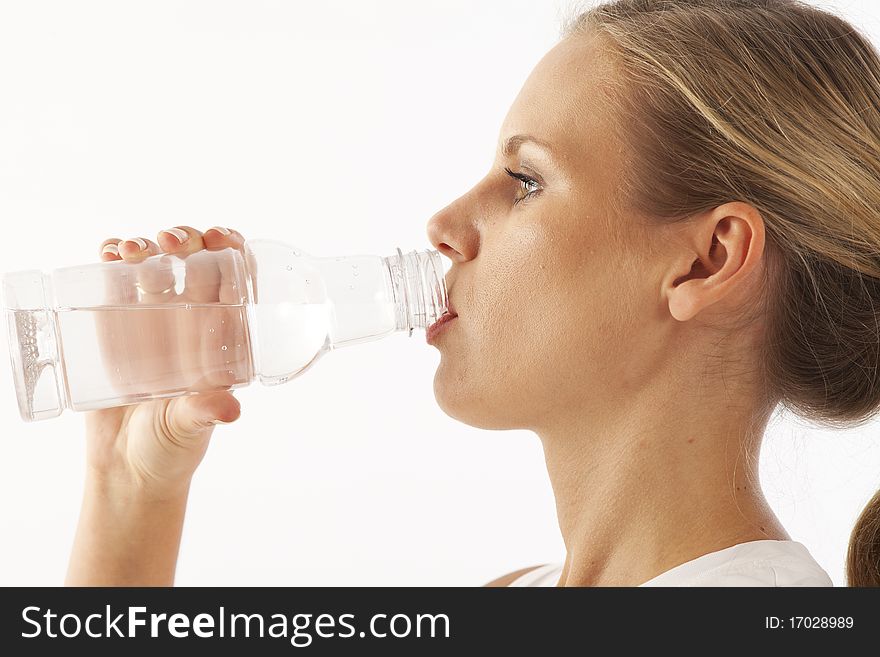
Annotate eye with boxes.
[504,167,542,206]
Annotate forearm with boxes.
[65,470,190,586]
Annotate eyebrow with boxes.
[500,134,556,159]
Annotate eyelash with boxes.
[504,167,542,206]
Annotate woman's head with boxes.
[426,33,698,434]
[426,0,880,585]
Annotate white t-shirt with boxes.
[507,539,833,586]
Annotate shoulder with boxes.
[483,564,549,587]
[642,540,834,587]
[682,562,834,587]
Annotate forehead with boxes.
[499,34,618,168]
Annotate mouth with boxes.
[426,307,458,344]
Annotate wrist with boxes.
[84,465,192,505]
[68,467,191,587]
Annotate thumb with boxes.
[163,390,241,441]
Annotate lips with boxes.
[425,307,458,344]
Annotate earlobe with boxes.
[668,279,702,322]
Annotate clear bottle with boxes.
[1,240,449,421]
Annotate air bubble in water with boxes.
[221,345,228,351]
[209,327,215,333]
[305,279,310,285]
[286,265,293,271]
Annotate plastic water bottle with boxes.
[1,239,449,421]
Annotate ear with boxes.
[666,201,766,322]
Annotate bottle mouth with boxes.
[388,248,449,336]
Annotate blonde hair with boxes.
[565,0,880,586]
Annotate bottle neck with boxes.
[282,246,448,351]
[383,247,448,337]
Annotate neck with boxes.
[538,384,789,587]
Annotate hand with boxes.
[86,225,247,497]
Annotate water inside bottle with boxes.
[54,303,254,411]
[10,299,346,412]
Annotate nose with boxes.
[426,201,477,264]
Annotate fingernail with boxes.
[125,237,147,251]
[211,419,231,425]
[208,226,231,236]
[102,243,119,256]
[161,228,189,244]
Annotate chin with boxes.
[431,367,522,431]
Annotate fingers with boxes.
[103,227,246,259]
[100,238,123,261]
[157,225,206,256]
[98,226,248,304]
[121,237,178,306]
[164,389,242,440]
[213,227,248,305]
[202,226,245,252]
[157,226,219,303]
[118,236,162,263]
[162,225,247,305]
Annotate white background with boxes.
[1,0,879,586]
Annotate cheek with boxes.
[468,240,583,378]
[489,244,635,387]
[472,225,549,336]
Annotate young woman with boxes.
[67,0,880,586]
